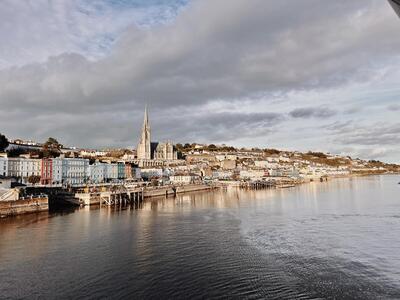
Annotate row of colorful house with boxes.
[0,155,140,186]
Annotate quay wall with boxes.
[176,184,216,193]
[0,197,48,218]
[144,184,215,198]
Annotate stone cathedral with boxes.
[136,106,178,161]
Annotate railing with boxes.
[0,189,17,201]
[19,194,48,200]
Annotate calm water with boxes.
[1,176,400,299]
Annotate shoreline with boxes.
[1,173,398,219]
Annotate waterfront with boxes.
[1,176,400,299]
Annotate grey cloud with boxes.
[0,0,399,151]
[344,106,363,115]
[323,120,353,131]
[3,0,399,112]
[0,106,283,148]
[320,119,400,162]
[387,104,400,111]
[289,107,337,119]
[331,146,396,161]
[152,111,284,144]
[334,123,400,146]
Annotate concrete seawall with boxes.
[0,197,49,218]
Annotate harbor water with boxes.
[1,175,400,299]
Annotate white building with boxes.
[153,142,177,160]
[279,156,291,162]
[212,170,233,180]
[221,159,236,170]
[239,169,265,180]
[254,160,279,169]
[7,158,41,183]
[170,173,201,184]
[0,156,7,177]
[80,150,107,157]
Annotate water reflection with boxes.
[0,175,400,299]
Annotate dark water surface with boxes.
[1,176,400,299]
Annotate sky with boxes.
[0,0,400,163]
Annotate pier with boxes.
[239,180,275,189]
[74,183,216,206]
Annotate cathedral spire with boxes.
[143,104,149,127]
[137,105,151,160]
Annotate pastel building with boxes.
[133,167,141,179]
[41,159,53,185]
[41,157,63,185]
[105,163,118,182]
[52,158,63,184]
[61,158,89,186]
[117,162,126,180]
[124,163,133,179]
[88,162,106,184]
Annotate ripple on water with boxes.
[1,176,400,299]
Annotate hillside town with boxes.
[1,108,399,216]
[1,107,399,188]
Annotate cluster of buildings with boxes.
[171,150,353,183]
[1,107,396,189]
[0,107,183,187]
[0,154,141,186]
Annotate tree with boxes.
[28,175,41,185]
[264,148,281,155]
[207,144,217,151]
[7,148,26,157]
[42,137,63,158]
[43,137,62,150]
[307,151,327,159]
[0,133,9,152]
[106,149,128,159]
[175,143,184,151]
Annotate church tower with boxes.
[137,106,151,160]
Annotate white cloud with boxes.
[0,0,187,69]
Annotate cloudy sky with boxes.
[1,0,400,162]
